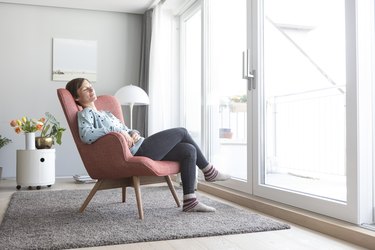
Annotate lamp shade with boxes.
[114,85,149,106]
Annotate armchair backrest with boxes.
[57,88,134,178]
[57,88,82,148]
[57,88,125,145]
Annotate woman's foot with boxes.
[202,164,230,182]
[183,194,216,212]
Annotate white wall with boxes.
[0,3,142,178]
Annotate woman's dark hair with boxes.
[65,78,89,99]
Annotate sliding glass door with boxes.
[263,0,347,201]
[252,0,359,223]
[204,0,250,192]
[179,0,368,224]
[180,0,250,192]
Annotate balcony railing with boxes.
[219,85,346,178]
[267,86,346,177]
[219,102,247,142]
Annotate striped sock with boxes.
[202,164,218,181]
[202,164,230,182]
[183,194,199,212]
[183,194,216,212]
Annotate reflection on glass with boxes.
[209,0,247,180]
[263,0,347,201]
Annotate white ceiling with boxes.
[0,0,188,14]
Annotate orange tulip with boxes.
[10,120,18,127]
[15,127,21,134]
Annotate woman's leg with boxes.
[161,142,196,195]
[136,128,217,212]
[136,127,229,182]
[135,127,208,168]
[162,142,215,212]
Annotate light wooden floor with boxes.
[0,178,367,250]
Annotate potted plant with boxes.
[36,112,66,149]
[0,135,12,180]
[230,94,247,112]
[0,135,11,149]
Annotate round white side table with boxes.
[16,149,55,190]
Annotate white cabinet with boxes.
[16,149,55,190]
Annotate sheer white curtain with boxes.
[148,3,176,135]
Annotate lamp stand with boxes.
[129,103,134,130]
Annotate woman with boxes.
[66,78,229,212]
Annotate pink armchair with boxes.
[57,88,180,219]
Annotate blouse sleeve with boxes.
[77,108,111,144]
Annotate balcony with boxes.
[219,87,346,201]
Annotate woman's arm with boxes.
[77,109,112,144]
[120,130,136,148]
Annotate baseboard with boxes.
[198,182,375,250]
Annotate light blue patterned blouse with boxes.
[77,108,144,155]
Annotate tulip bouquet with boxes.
[10,116,44,134]
[10,113,65,146]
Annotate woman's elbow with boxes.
[79,134,96,144]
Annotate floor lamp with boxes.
[114,85,150,129]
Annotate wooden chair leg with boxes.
[132,176,144,220]
[122,187,126,203]
[79,179,103,213]
[165,175,181,207]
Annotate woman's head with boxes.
[65,78,87,99]
[66,78,97,107]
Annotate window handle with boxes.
[242,50,255,90]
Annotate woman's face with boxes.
[76,80,97,107]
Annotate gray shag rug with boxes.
[0,186,290,249]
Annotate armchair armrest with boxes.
[78,132,133,178]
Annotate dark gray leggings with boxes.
[135,127,209,195]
